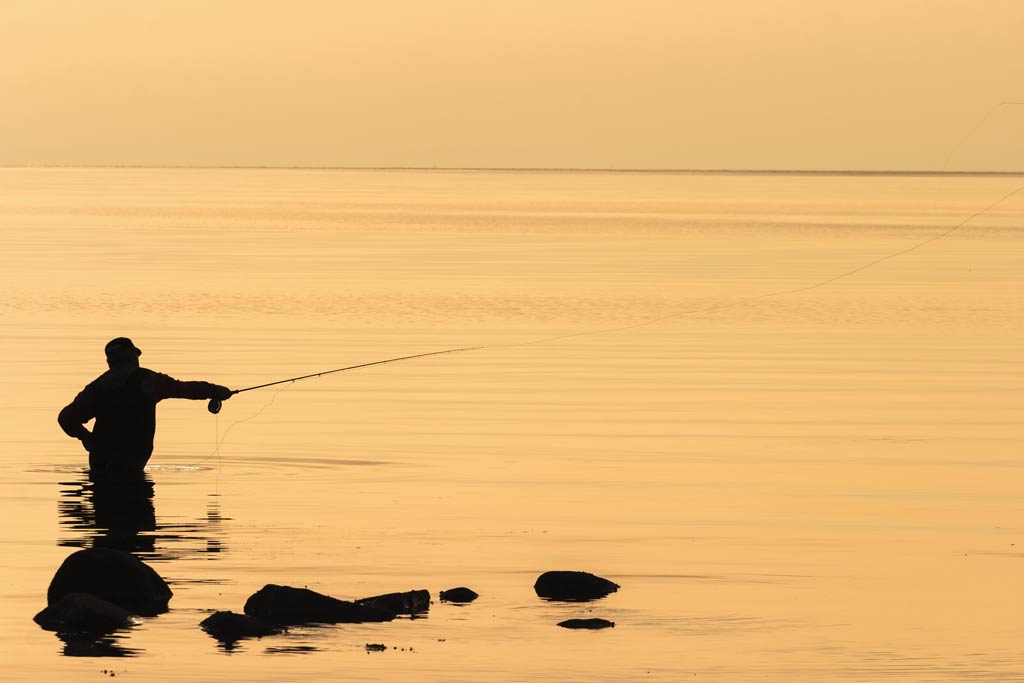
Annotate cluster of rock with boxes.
[35,548,618,647]
[535,571,618,630]
[34,548,171,637]
[200,584,437,643]
[202,583,484,643]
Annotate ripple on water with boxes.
[25,464,216,474]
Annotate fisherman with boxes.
[58,338,233,473]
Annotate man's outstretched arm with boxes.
[145,372,233,402]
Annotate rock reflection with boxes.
[57,470,227,562]
[263,645,321,655]
[57,632,140,658]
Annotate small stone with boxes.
[534,571,619,601]
[34,593,134,635]
[439,587,479,603]
[200,611,282,642]
[557,618,615,630]
[356,589,430,615]
[366,643,387,652]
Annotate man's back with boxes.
[63,366,160,471]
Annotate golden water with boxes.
[0,168,1021,681]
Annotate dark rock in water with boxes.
[47,548,172,616]
[557,618,616,630]
[34,593,134,635]
[356,589,430,615]
[244,584,396,625]
[534,571,619,601]
[439,587,479,603]
[365,643,387,652]
[200,611,282,642]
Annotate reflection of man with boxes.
[59,472,157,554]
[58,338,233,473]
[58,470,227,559]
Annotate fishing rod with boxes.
[207,346,482,414]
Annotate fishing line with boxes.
[202,101,1024,450]
[471,176,1024,351]
[481,103,1024,349]
[206,173,1023,413]
[941,101,1024,172]
[195,382,293,468]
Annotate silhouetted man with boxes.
[59,338,233,473]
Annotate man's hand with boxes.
[214,386,234,401]
[80,431,94,453]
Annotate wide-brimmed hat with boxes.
[104,337,142,361]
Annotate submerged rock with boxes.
[243,584,396,625]
[200,611,282,643]
[534,571,619,601]
[439,587,479,603]
[557,618,615,630]
[47,548,172,616]
[34,593,134,635]
[356,590,430,615]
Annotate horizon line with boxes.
[2,164,1024,177]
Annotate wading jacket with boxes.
[58,364,226,472]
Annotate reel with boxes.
[208,398,222,414]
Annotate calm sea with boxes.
[0,168,1021,681]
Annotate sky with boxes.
[2,0,1023,170]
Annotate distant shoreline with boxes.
[2,165,1023,177]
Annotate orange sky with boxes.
[2,0,1022,170]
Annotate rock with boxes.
[200,611,282,642]
[356,589,430,615]
[439,587,479,603]
[557,618,616,630]
[34,593,134,635]
[534,571,619,601]
[243,584,396,625]
[365,643,387,652]
[47,548,172,616]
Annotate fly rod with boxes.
[208,346,483,414]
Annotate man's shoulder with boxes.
[138,367,177,381]
[82,369,115,391]
[137,368,181,396]
[85,366,159,391]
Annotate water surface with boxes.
[0,168,1022,681]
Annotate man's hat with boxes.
[104,337,142,361]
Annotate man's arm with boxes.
[144,371,232,402]
[58,389,96,449]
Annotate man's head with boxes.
[104,337,142,368]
